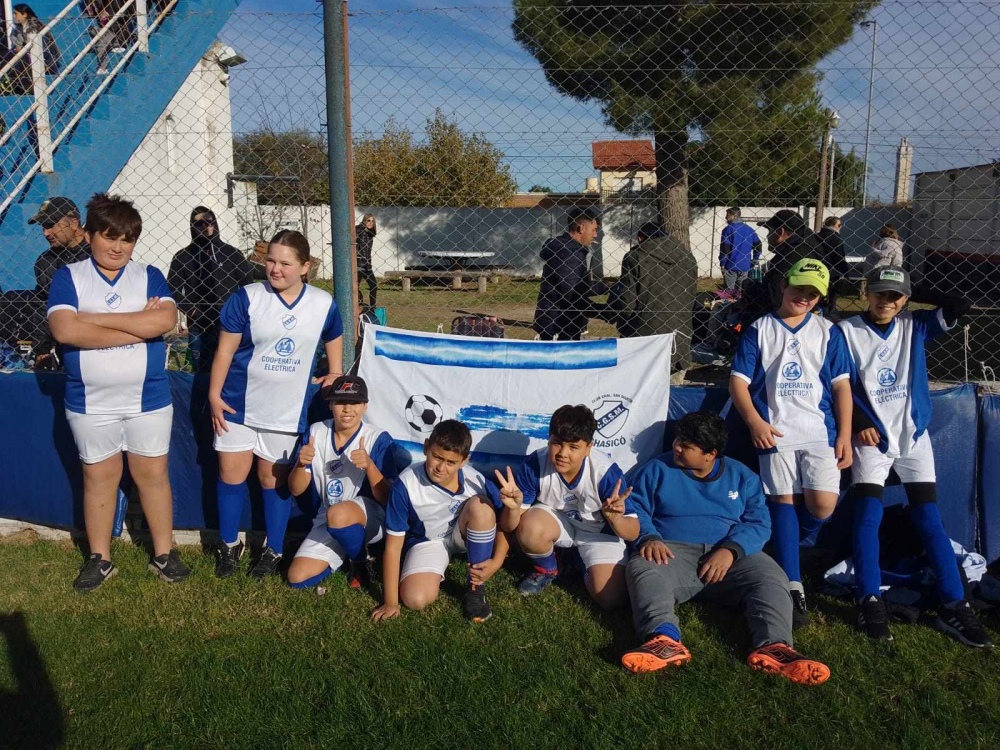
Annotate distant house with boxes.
[592,140,656,196]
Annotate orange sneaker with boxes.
[747,643,830,686]
[621,635,692,674]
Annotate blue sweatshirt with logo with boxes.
[625,455,770,559]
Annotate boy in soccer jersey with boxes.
[286,375,394,590]
[47,194,190,590]
[372,420,508,623]
[838,266,992,647]
[621,412,830,685]
[730,258,853,627]
[494,404,639,609]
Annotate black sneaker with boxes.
[935,601,994,649]
[857,594,893,641]
[346,556,373,590]
[462,584,492,623]
[149,549,191,583]
[73,553,117,592]
[214,540,244,579]
[248,547,282,580]
[791,589,810,629]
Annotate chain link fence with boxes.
[1,1,999,382]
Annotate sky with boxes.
[219,0,1000,203]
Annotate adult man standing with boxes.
[817,215,849,314]
[741,210,823,321]
[167,206,253,371]
[533,207,608,341]
[617,221,697,378]
[27,197,91,369]
[29,197,90,298]
[719,207,762,291]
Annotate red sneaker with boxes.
[621,635,692,674]
[747,643,830,685]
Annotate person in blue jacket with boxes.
[719,207,762,291]
[533,207,607,341]
[620,411,830,686]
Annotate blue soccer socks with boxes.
[262,486,292,556]
[525,547,559,575]
[217,480,248,546]
[466,525,496,568]
[910,502,965,604]
[328,523,366,561]
[768,501,802,584]
[852,493,884,599]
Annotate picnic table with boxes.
[416,250,497,270]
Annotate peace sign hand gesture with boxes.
[601,479,632,521]
[493,466,523,511]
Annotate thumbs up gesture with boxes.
[298,434,316,468]
[350,436,371,471]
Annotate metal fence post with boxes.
[137,0,150,53]
[323,0,356,369]
[29,32,53,173]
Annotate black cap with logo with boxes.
[325,375,369,403]
[28,197,80,226]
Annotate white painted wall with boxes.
[110,42,242,273]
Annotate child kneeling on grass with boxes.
[494,404,638,609]
[729,258,853,628]
[286,375,394,591]
[621,412,830,686]
[372,420,509,623]
[838,266,992,647]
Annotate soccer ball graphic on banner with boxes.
[405,395,444,433]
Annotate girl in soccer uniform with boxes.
[209,229,343,579]
[730,258,853,627]
[286,375,395,590]
[47,194,189,590]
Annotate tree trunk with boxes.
[654,128,691,251]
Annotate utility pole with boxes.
[815,110,839,231]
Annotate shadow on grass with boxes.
[0,612,65,750]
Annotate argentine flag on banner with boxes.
[357,326,673,475]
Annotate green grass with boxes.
[0,537,998,749]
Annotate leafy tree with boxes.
[529,184,553,193]
[513,0,879,246]
[234,128,329,205]
[354,110,518,207]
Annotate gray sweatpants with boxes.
[627,541,794,649]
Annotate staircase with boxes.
[0,0,241,291]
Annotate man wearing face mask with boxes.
[167,207,254,371]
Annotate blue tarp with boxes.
[0,373,988,558]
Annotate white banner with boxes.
[357,326,673,474]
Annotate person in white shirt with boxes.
[47,193,189,591]
[208,229,344,580]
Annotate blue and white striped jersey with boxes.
[515,447,637,534]
[385,463,501,549]
[299,420,394,518]
[47,258,172,415]
[838,309,950,457]
[219,282,343,433]
[732,312,851,453]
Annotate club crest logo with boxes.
[593,397,631,439]
[105,292,122,309]
[326,460,344,476]
[877,344,892,362]
[877,367,897,387]
[281,314,297,330]
[274,337,296,357]
[786,339,800,355]
[782,361,803,381]
[326,479,344,500]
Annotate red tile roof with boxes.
[592,140,655,170]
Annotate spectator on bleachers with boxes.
[2,5,60,94]
[83,2,114,75]
[167,206,254,372]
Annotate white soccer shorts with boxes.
[399,521,467,581]
[66,406,173,464]
[293,496,386,568]
[214,421,299,464]
[759,446,842,495]
[527,504,628,568]
[852,431,936,486]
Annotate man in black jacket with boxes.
[533,208,608,341]
[167,207,253,371]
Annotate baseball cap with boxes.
[28,197,80,226]
[325,375,368,403]
[786,258,830,296]
[759,209,806,233]
[866,265,911,297]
